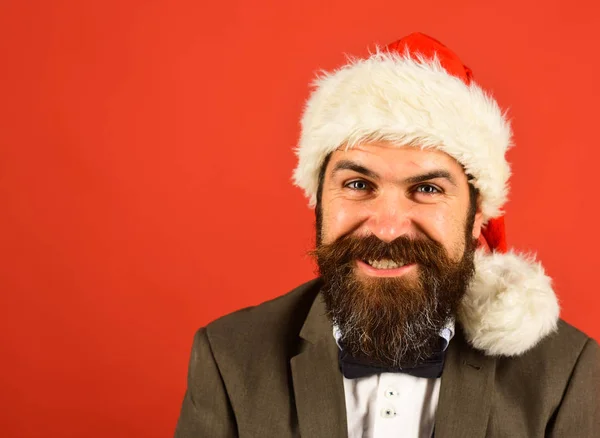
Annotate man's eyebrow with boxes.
[331,161,458,187]
[404,170,457,187]
[331,160,380,180]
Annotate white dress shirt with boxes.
[333,323,454,438]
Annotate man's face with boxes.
[319,141,483,263]
[313,141,484,367]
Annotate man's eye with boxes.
[415,184,441,194]
[346,180,371,191]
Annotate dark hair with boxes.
[314,152,480,244]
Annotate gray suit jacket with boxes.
[175,279,600,437]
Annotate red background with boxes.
[1,1,599,437]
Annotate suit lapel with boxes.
[290,293,348,438]
[434,325,496,437]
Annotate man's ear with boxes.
[471,201,484,240]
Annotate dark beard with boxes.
[313,234,477,368]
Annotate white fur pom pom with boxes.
[458,249,560,356]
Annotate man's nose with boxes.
[366,192,415,243]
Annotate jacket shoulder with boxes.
[181,279,324,436]
[541,318,595,359]
[487,319,599,435]
[204,278,322,352]
[544,318,600,373]
[493,318,596,403]
[499,318,594,370]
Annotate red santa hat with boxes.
[294,33,559,356]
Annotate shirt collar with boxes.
[333,318,455,351]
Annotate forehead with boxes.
[327,141,466,178]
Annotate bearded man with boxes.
[174,33,599,438]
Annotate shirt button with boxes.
[381,407,397,419]
[384,387,399,398]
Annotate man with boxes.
[175,33,599,437]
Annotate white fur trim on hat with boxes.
[293,51,513,221]
[458,249,560,356]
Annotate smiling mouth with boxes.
[364,258,409,269]
[355,258,417,278]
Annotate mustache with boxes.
[312,234,449,268]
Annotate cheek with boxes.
[321,199,365,243]
[418,205,465,253]
[428,208,455,233]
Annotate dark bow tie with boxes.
[338,340,447,379]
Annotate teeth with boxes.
[367,259,405,269]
